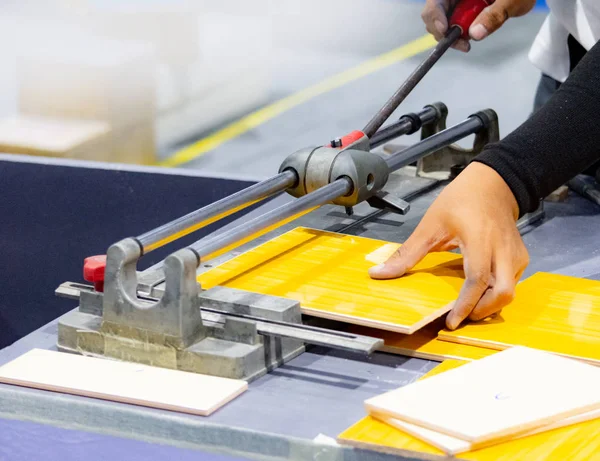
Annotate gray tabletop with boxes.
[1,181,598,461]
[0,416,253,461]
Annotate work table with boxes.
[1,155,598,461]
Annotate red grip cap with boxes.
[84,255,106,292]
[328,130,365,148]
[449,0,494,39]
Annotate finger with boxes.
[431,238,459,252]
[369,229,441,280]
[446,244,491,330]
[514,265,526,284]
[469,239,529,321]
[452,38,471,53]
[468,261,516,321]
[468,3,509,41]
[422,0,450,41]
[470,0,537,40]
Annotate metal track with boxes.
[56,282,383,354]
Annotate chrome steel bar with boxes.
[188,115,486,262]
[137,170,297,253]
[385,116,483,171]
[189,178,352,260]
[136,103,446,255]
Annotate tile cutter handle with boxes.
[362,0,495,138]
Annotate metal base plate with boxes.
[57,309,305,382]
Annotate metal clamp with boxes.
[416,107,500,179]
[279,137,390,208]
[102,238,204,347]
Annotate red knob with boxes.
[327,130,365,148]
[84,255,106,292]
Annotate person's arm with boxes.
[421,0,537,52]
[369,39,600,330]
[475,39,600,216]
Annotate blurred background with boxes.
[0,0,549,177]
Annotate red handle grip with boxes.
[449,0,494,39]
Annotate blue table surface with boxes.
[0,417,251,461]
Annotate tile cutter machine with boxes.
[56,0,542,381]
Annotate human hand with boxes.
[368,162,529,330]
[421,0,537,52]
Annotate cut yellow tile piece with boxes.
[438,272,600,365]
[339,413,600,460]
[198,227,465,333]
[338,359,600,461]
[339,415,445,458]
[382,408,600,456]
[349,319,496,362]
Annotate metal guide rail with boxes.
[136,104,441,256]
[133,105,497,274]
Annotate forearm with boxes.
[474,39,600,217]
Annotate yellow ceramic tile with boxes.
[198,227,465,333]
[438,272,600,365]
[349,319,495,362]
[338,360,600,461]
[339,414,600,460]
[338,415,445,458]
[202,208,317,262]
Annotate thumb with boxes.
[368,232,437,280]
[468,3,509,41]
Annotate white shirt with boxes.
[529,0,600,82]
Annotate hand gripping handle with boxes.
[449,0,495,39]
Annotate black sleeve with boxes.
[473,39,600,217]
